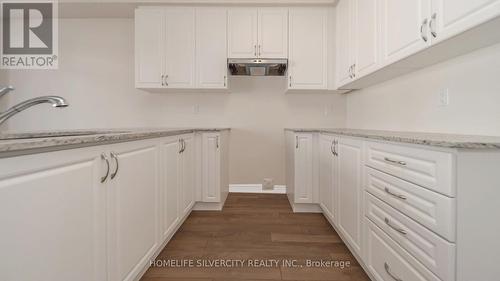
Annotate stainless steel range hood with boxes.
[228,58,288,76]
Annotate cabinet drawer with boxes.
[365,193,455,281]
[365,141,455,197]
[365,167,456,242]
[365,219,441,281]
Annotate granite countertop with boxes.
[285,128,500,149]
[0,128,230,157]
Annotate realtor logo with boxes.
[1,0,58,69]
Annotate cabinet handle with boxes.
[216,136,220,149]
[295,136,299,149]
[421,18,429,42]
[383,157,407,166]
[289,76,292,87]
[384,218,407,235]
[254,45,257,57]
[161,75,165,86]
[164,75,169,86]
[430,13,437,38]
[384,263,403,281]
[353,64,356,78]
[101,154,110,183]
[181,139,186,153]
[110,152,119,180]
[224,75,227,87]
[178,139,183,154]
[384,187,407,200]
[330,140,335,156]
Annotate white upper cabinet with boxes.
[258,8,289,58]
[353,0,380,78]
[228,8,288,58]
[288,8,328,90]
[380,0,432,65]
[335,0,354,87]
[431,0,500,43]
[228,8,259,58]
[196,8,228,89]
[135,9,164,88]
[164,8,196,88]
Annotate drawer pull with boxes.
[384,187,407,200]
[384,218,407,235]
[384,157,407,166]
[384,262,403,281]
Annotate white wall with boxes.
[2,18,345,185]
[346,43,500,136]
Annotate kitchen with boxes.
[1,0,500,281]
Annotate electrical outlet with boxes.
[438,89,450,107]
[263,178,274,190]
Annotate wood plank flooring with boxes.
[141,193,371,281]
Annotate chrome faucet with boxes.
[0,95,69,126]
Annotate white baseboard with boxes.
[229,184,286,194]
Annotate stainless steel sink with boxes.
[0,130,130,140]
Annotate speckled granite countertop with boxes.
[286,128,500,149]
[0,128,230,157]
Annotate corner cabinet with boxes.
[135,7,227,90]
[228,8,288,59]
[288,7,329,90]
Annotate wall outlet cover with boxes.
[263,178,274,190]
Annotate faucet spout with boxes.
[0,86,14,99]
[0,96,69,127]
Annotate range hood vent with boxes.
[228,58,288,76]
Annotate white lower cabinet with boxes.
[0,147,107,281]
[319,134,337,222]
[107,140,160,281]
[0,130,227,281]
[336,136,364,256]
[160,137,181,240]
[365,218,441,281]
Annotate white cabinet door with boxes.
[135,9,164,88]
[294,134,314,204]
[180,135,195,217]
[196,8,228,89]
[107,141,159,281]
[337,137,363,255]
[0,148,106,281]
[336,0,354,88]
[258,8,288,58]
[160,137,181,240]
[202,133,221,202]
[319,135,336,221]
[431,0,500,43]
[354,0,380,78]
[380,0,431,65]
[228,8,258,58]
[164,8,196,88]
[289,8,328,90]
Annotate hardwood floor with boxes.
[141,193,371,281]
